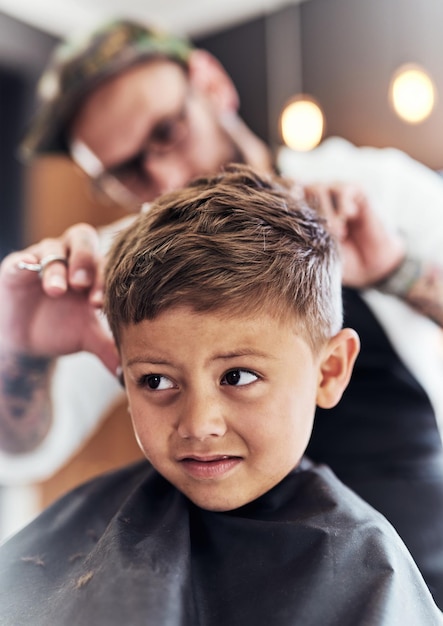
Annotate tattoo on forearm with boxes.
[406,264,443,327]
[0,353,53,454]
[375,255,443,328]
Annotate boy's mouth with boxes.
[178,455,242,479]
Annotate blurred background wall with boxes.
[0,12,56,257]
[299,0,443,169]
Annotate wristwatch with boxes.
[375,255,422,297]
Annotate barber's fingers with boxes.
[2,243,68,297]
[306,183,364,217]
[1,250,39,284]
[82,314,120,375]
[90,332,119,375]
[304,183,345,239]
[2,223,102,299]
[31,222,103,301]
[63,223,102,293]
[304,182,367,239]
[329,184,365,219]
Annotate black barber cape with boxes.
[0,459,441,625]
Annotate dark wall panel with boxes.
[300,0,443,169]
[0,12,57,258]
[0,69,26,257]
[195,16,269,144]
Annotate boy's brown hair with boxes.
[104,164,342,349]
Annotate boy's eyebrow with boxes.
[214,349,272,360]
[125,356,172,367]
[125,349,273,368]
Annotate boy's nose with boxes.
[177,393,227,440]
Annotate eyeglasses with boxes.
[71,94,190,208]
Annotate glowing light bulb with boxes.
[280,96,324,151]
[389,64,436,124]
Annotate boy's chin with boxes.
[187,495,250,512]
[178,484,270,512]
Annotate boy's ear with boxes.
[187,49,240,113]
[316,328,360,409]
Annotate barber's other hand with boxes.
[0,223,119,374]
[304,182,405,287]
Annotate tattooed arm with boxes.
[0,355,53,453]
[0,223,118,454]
[375,256,443,327]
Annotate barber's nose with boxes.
[177,391,227,440]
[142,154,191,195]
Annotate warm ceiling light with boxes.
[389,64,436,124]
[279,96,324,151]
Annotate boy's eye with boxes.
[140,374,175,390]
[221,369,258,386]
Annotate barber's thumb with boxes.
[87,330,120,376]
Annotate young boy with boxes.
[0,165,441,625]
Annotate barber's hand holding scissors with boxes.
[304,182,406,287]
[0,223,119,374]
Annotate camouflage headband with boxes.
[20,19,193,160]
